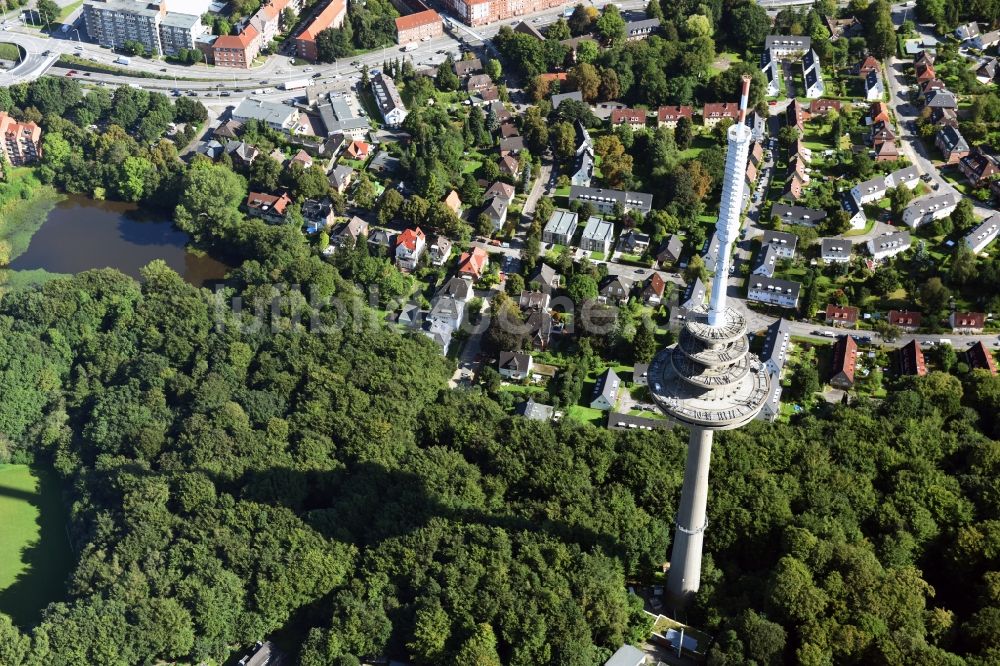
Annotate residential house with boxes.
[965,215,1000,254]
[852,174,890,205]
[610,108,646,130]
[528,263,561,293]
[865,70,884,101]
[395,227,426,270]
[657,105,693,128]
[897,340,927,376]
[858,55,880,76]
[571,147,594,187]
[890,165,921,190]
[842,194,866,229]
[765,34,812,55]
[599,275,632,305]
[498,136,526,155]
[370,73,408,127]
[973,29,1000,50]
[874,139,900,161]
[330,216,369,249]
[826,15,861,39]
[967,341,998,375]
[604,645,646,666]
[901,191,959,228]
[866,230,911,261]
[569,186,653,215]
[760,230,798,258]
[959,149,1000,186]
[786,99,807,133]
[913,50,935,70]
[762,48,780,97]
[515,398,554,420]
[643,273,666,305]
[702,102,739,127]
[424,294,464,354]
[747,276,801,309]
[930,106,959,128]
[543,209,578,246]
[624,17,659,40]
[632,363,649,386]
[498,351,533,380]
[328,164,354,193]
[428,235,452,265]
[918,78,947,101]
[518,290,550,311]
[526,309,553,349]
[441,275,473,302]
[466,73,493,93]
[830,334,858,389]
[771,202,827,227]
[245,191,292,223]
[915,60,937,83]
[590,368,621,411]
[869,102,891,128]
[443,190,463,216]
[212,119,242,141]
[803,49,825,98]
[821,238,853,263]
[758,318,792,421]
[656,234,684,267]
[367,228,395,253]
[889,309,922,331]
[224,141,260,169]
[752,244,779,278]
[811,98,842,115]
[750,141,764,168]
[301,199,334,233]
[482,196,508,232]
[513,20,544,39]
[950,311,986,333]
[457,247,489,280]
[977,58,998,83]
[957,21,981,41]
[580,216,615,255]
[702,233,720,268]
[198,140,223,160]
[826,304,859,327]
[498,155,520,178]
[782,173,806,201]
[454,57,483,78]
[925,89,958,110]
[617,230,650,255]
[485,181,515,204]
[551,91,583,109]
[346,139,371,160]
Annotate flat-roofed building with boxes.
[543,209,577,246]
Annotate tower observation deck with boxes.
[648,75,770,601]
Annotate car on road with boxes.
[160,67,167,72]
[304,67,314,72]
[921,173,933,182]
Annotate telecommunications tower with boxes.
[648,75,770,600]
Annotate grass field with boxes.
[0,464,72,627]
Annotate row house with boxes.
[747,276,801,309]
[901,191,959,228]
[897,340,927,376]
[965,215,1000,254]
[866,230,911,262]
[889,309,922,332]
[610,108,646,130]
[826,304,859,327]
[936,125,970,164]
[656,105,693,129]
[951,311,986,333]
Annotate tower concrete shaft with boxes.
[667,427,713,597]
[648,75,769,604]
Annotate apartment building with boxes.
[395,7,442,44]
[213,24,261,68]
[0,112,41,167]
[296,0,346,61]
[439,0,569,27]
[83,0,166,55]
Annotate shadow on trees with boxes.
[235,463,615,555]
[0,468,73,629]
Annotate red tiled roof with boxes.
[967,341,998,374]
[300,0,345,40]
[215,24,259,49]
[899,340,927,376]
[831,334,858,385]
[657,105,693,122]
[398,227,425,252]
[458,247,489,278]
[826,304,859,325]
[395,8,440,32]
[952,311,986,328]
[611,108,645,124]
[647,272,666,296]
[703,102,739,118]
[888,310,922,328]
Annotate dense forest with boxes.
[3,249,1000,665]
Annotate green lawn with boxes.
[678,135,715,161]
[566,405,605,426]
[0,43,22,61]
[0,464,73,627]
